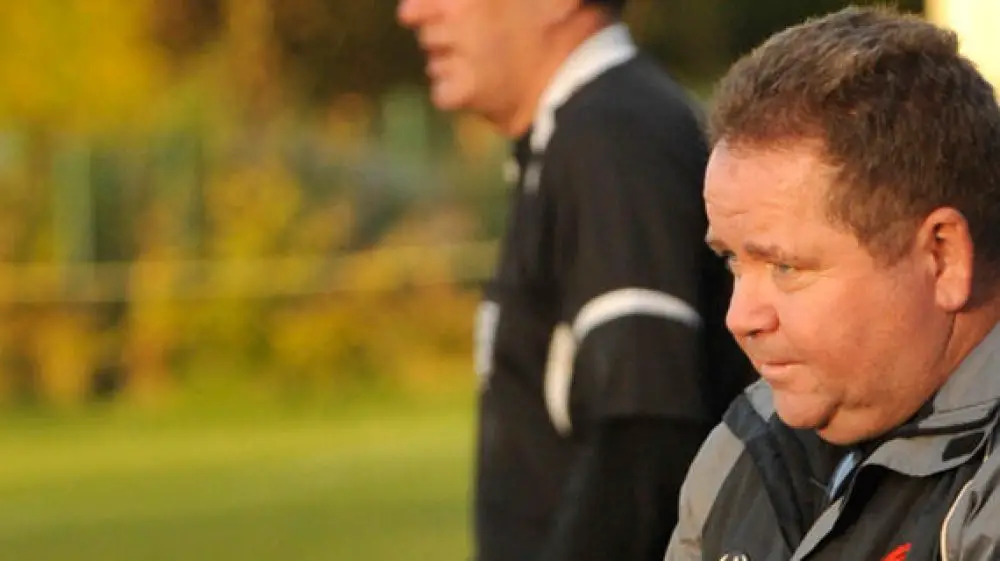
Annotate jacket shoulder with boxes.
[664,386,767,561]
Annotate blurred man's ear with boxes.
[541,0,579,25]
[544,0,619,27]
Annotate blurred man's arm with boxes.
[538,104,728,561]
[541,418,710,561]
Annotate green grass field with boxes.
[0,396,474,561]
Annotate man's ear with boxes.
[540,0,580,26]
[918,207,974,312]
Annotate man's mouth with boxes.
[756,361,798,383]
[422,46,451,78]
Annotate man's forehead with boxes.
[705,191,862,267]
[709,141,828,188]
[707,142,838,222]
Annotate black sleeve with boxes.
[548,102,715,424]
[540,417,711,561]
[538,91,752,561]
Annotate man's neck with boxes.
[497,13,617,138]
[946,297,1000,374]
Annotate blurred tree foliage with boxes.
[0,0,164,130]
[626,0,923,89]
[723,0,924,58]
[148,0,425,105]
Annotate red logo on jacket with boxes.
[881,543,911,561]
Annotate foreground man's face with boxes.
[705,140,952,445]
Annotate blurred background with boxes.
[0,1,993,560]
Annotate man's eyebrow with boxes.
[743,242,790,261]
[704,234,799,263]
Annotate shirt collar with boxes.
[529,22,637,153]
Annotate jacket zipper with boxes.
[939,481,971,561]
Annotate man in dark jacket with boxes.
[397,1,755,560]
[666,6,1000,561]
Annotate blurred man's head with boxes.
[397,0,625,135]
[704,6,1000,445]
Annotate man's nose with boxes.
[397,0,430,28]
[726,276,778,340]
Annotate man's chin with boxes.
[789,408,870,446]
[814,425,857,446]
[776,409,826,431]
[814,414,887,446]
[429,84,469,112]
[775,394,883,445]
[774,395,835,433]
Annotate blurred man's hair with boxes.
[584,0,627,16]
[710,6,1000,289]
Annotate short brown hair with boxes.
[710,6,1000,285]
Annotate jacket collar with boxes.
[529,22,637,153]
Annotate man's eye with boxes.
[721,252,739,274]
[770,262,798,276]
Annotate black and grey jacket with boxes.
[666,323,1000,561]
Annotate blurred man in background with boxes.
[397,1,756,560]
